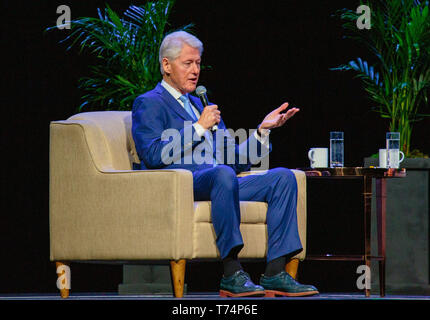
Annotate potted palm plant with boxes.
[332,0,430,296]
[48,0,193,111]
[332,0,429,158]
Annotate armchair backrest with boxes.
[67,111,139,171]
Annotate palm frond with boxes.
[47,0,194,111]
[332,0,430,155]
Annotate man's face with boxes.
[162,44,201,94]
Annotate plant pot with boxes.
[364,157,430,295]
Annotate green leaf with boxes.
[331,0,430,155]
[46,0,191,111]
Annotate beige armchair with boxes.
[50,111,307,298]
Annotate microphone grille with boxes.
[195,85,207,96]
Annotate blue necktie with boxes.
[180,95,218,166]
[179,95,198,121]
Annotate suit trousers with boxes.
[192,165,303,262]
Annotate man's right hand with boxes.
[197,104,221,130]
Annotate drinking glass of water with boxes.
[386,132,401,168]
[330,131,344,167]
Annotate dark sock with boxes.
[222,245,243,277]
[264,255,286,277]
[222,257,242,277]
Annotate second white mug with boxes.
[379,148,405,168]
[308,148,328,168]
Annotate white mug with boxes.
[379,148,405,168]
[308,148,328,168]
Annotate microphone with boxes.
[196,85,218,131]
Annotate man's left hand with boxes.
[258,102,300,132]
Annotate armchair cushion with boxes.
[194,201,268,224]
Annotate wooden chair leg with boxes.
[170,259,186,298]
[56,262,70,298]
[285,258,299,279]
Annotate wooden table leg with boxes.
[363,176,372,297]
[375,178,386,297]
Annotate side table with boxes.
[299,167,406,297]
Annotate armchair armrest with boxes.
[50,121,195,261]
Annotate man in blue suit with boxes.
[132,31,318,297]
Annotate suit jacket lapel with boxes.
[154,83,196,122]
[189,95,204,115]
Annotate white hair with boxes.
[159,31,203,75]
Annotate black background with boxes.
[1,0,429,294]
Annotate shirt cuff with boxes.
[254,128,270,145]
[193,122,207,137]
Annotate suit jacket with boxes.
[132,83,271,173]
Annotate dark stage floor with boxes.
[1,292,429,300]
